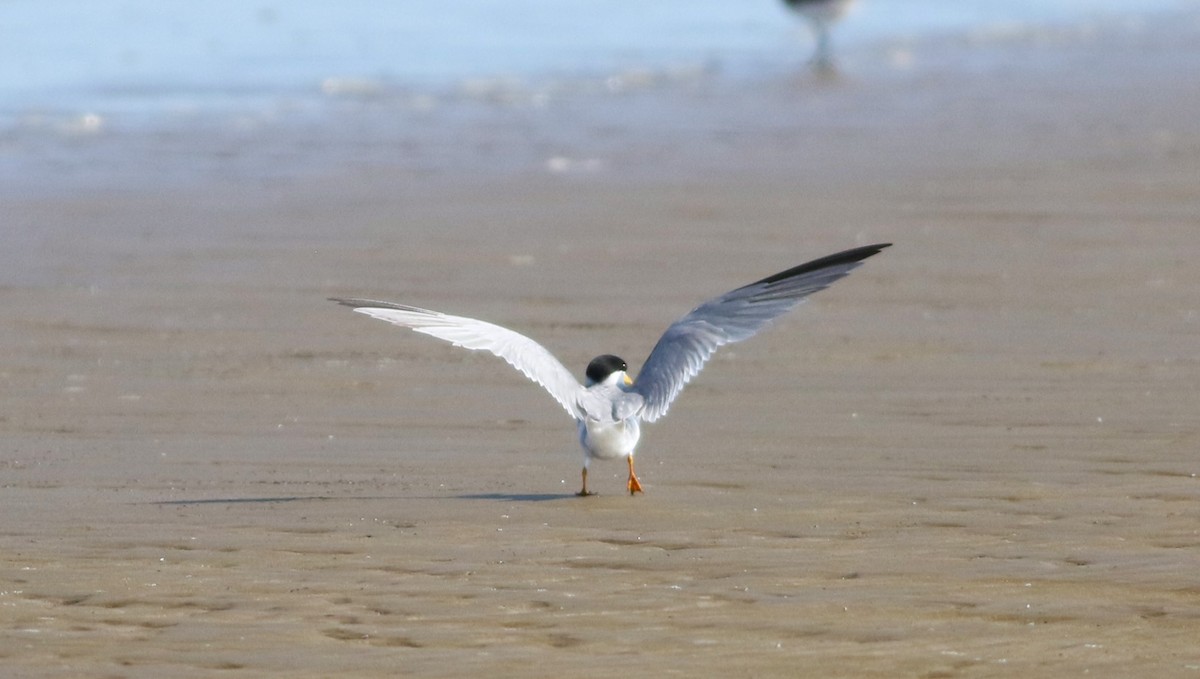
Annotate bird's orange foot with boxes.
[576,489,595,497]
[627,456,643,495]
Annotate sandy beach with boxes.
[3,12,1200,678]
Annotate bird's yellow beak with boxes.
[624,374,633,386]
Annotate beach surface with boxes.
[3,13,1200,679]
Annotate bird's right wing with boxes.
[330,298,586,420]
[632,243,890,422]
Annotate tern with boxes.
[332,242,889,496]
[782,0,858,70]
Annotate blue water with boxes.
[0,0,1191,190]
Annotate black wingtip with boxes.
[330,297,389,310]
[329,297,436,314]
[754,242,890,286]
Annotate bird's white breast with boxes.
[578,417,641,461]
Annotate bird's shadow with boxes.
[150,495,364,506]
[147,493,578,506]
[456,492,577,503]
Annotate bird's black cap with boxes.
[586,354,627,384]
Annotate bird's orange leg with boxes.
[576,467,593,497]
[627,456,643,495]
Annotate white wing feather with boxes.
[331,299,585,420]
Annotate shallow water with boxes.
[1,0,1194,191]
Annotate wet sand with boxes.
[3,19,1200,679]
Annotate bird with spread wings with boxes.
[332,242,890,496]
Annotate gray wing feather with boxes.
[632,243,890,422]
[330,298,586,420]
[576,384,645,424]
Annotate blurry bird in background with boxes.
[782,0,858,72]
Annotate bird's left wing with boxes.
[330,298,586,420]
[631,243,890,422]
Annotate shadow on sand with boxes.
[456,493,578,502]
[147,493,579,506]
[150,495,378,506]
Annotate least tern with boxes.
[332,242,889,496]
[782,0,858,70]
